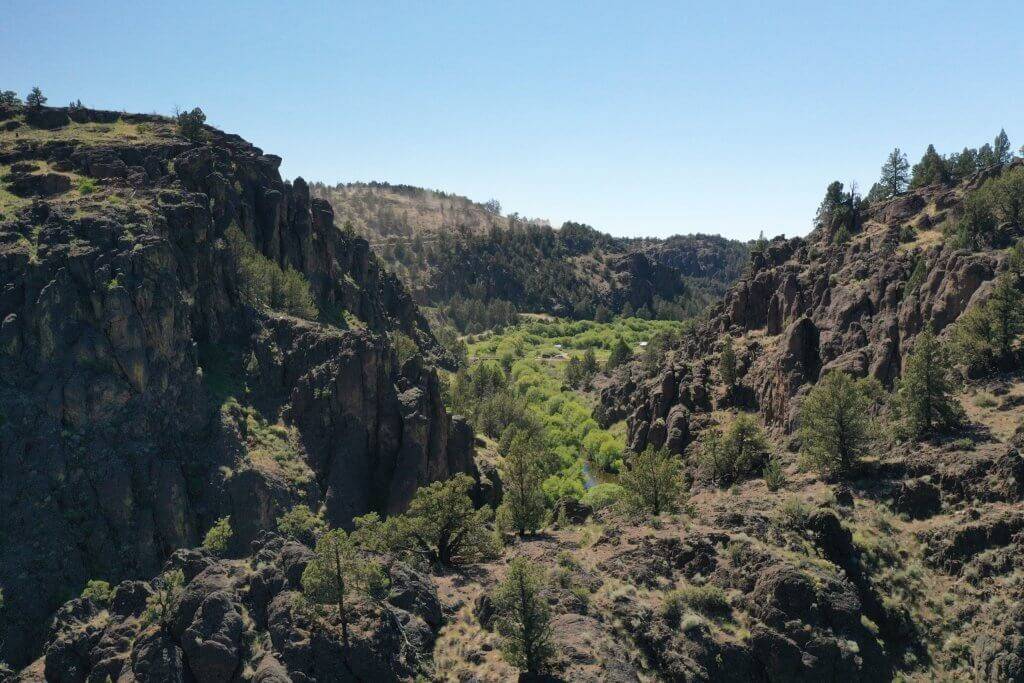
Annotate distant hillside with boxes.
[310,181,532,239]
[311,182,749,330]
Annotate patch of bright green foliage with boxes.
[457,316,684,503]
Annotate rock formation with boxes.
[0,105,472,665]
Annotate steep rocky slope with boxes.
[312,182,749,321]
[0,106,473,665]
[603,163,1020,446]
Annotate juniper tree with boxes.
[719,336,738,389]
[619,446,684,515]
[0,91,20,107]
[386,474,496,567]
[497,430,547,536]
[987,274,1024,365]
[25,86,46,109]
[302,529,383,649]
[605,337,632,371]
[896,327,963,439]
[698,413,770,486]
[493,557,554,675]
[799,371,875,478]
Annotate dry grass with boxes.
[0,117,170,146]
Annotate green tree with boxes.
[277,504,327,546]
[302,529,383,649]
[493,557,555,676]
[26,86,46,109]
[582,348,599,376]
[619,447,684,515]
[879,148,910,198]
[954,190,997,249]
[799,371,875,478]
[987,273,1024,365]
[895,327,963,439]
[605,337,632,371]
[563,355,586,389]
[389,474,496,567]
[142,569,185,630]
[176,106,207,140]
[994,128,1013,165]
[81,580,113,606]
[0,91,20,107]
[497,430,547,536]
[393,331,420,367]
[910,144,950,188]
[698,414,770,486]
[719,336,738,388]
[202,516,232,556]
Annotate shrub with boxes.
[661,584,730,624]
[762,455,785,491]
[176,106,206,140]
[225,225,318,319]
[776,496,812,529]
[142,569,184,630]
[698,414,770,485]
[581,483,624,510]
[202,516,232,556]
[76,177,97,195]
[81,580,113,605]
[392,331,420,367]
[277,504,327,546]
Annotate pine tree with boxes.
[988,273,1024,365]
[582,348,599,376]
[799,371,875,478]
[619,447,684,515]
[0,90,20,107]
[910,144,950,188]
[25,86,46,109]
[896,326,963,439]
[497,430,547,536]
[994,128,1013,165]
[493,557,554,675]
[302,529,383,649]
[879,148,910,198]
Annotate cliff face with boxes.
[0,107,472,664]
[604,165,1018,453]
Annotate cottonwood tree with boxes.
[497,430,547,536]
[302,529,383,649]
[799,371,876,478]
[879,148,910,198]
[493,557,554,676]
[896,326,963,439]
[619,446,684,515]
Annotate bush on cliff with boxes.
[225,225,318,319]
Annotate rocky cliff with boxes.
[605,163,1020,452]
[0,106,473,665]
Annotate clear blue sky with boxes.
[3,2,1021,240]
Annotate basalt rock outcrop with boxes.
[23,533,441,682]
[605,164,1022,452]
[0,106,472,665]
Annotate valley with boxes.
[1,95,1023,683]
